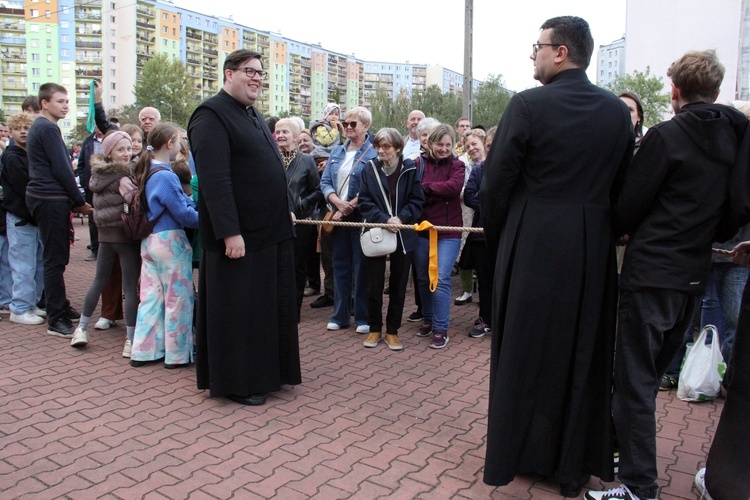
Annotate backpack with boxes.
[121,166,169,240]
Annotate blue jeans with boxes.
[5,213,44,314]
[700,263,749,364]
[414,237,460,333]
[330,226,368,327]
[0,233,11,308]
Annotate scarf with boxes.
[281,148,298,168]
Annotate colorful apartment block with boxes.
[0,0,479,136]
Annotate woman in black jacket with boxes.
[358,128,424,351]
[275,118,323,321]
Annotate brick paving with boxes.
[0,223,720,499]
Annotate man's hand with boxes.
[93,79,103,104]
[73,203,93,216]
[731,241,750,267]
[224,234,245,259]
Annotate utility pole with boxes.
[463,0,473,121]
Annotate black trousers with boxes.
[470,238,494,327]
[613,288,700,497]
[293,224,318,321]
[364,241,410,335]
[26,197,73,324]
[706,277,750,499]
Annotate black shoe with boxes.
[560,475,590,498]
[310,295,334,308]
[227,394,266,406]
[164,362,190,369]
[130,358,163,367]
[407,310,424,322]
[85,251,98,262]
[65,307,81,322]
[47,317,75,338]
[659,375,677,391]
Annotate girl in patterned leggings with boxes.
[129,123,198,369]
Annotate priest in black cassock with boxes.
[188,49,301,406]
[480,17,633,496]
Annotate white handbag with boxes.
[360,162,398,258]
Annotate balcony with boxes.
[202,48,218,56]
[76,29,102,36]
[136,34,154,43]
[75,68,102,76]
[5,51,26,60]
[135,20,155,30]
[3,21,24,32]
[204,35,218,45]
[186,31,202,41]
[203,61,217,69]
[0,7,24,15]
[3,95,26,103]
[75,40,102,48]
[136,6,155,17]
[78,57,102,64]
[0,37,25,45]
[203,72,218,80]
[243,34,255,43]
[186,57,201,66]
[75,11,101,20]
[76,97,89,105]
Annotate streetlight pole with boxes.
[160,100,173,121]
[463,0,473,121]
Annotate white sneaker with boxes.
[454,292,473,305]
[32,307,47,318]
[694,468,714,500]
[326,322,341,331]
[356,325,370,334]
[70,327,89,347]
[122,339,132,358]
[10,311,45,325]
[585,484,655,500]
[95,318,117,330]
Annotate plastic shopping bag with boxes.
[677,324,726,402]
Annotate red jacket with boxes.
[417,153,465,239]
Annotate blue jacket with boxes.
[145,162,199,233]
[359,157,425,253]
[463,161,484,242]
[320,133,377,222]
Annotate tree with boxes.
[133,53,198,128]
[413,85,463,125]
[604,67,671,127]
[0,108,5,123]
[472,74,513,130]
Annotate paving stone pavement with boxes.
[0,223,721,499]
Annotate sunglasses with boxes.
[341,121,359,128]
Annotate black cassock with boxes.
[189,90,301,397]
[480,69,633,486]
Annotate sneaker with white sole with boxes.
[363,332,382,347]
[454,292,472,305]
[32,307,47,318]
[694,468,714,500]
[326,321,341,331]
[585,484,656,500]
[416,321,433,337]
[355,324,370,334]
[10,311,45,325]
[122,339,132,358]
[384,334,403,351]
[95,317,117,330]
[47,318,75,338]
[70,327,89,347]
[429,331,449,349]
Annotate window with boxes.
[47,68,52,76]
[62,63,70,70]
[111,42,115,49]
[31,53,40,61]
[31,39,39,47]
[110,56,115,62]
[111,83,116,90]
[32,83,40,91]
[111,96,116,104]
[45,10,51,18]
[46,54,52,62]
[188,15,192,21]
[30,24,39,32]
[61,20,68,28]
[172,27,175,35]
[61,34,69,42]
[46,24,51,32]
[110,16,115,22]
[110,2,116,9]
[163,26,167,33]
[162,39,167,46]
[32,68,40,75]
[30,9,38,16]
[62,77,70,84]
[110,29,115,36]
[46,39,51,47]
[111,69,116,76]
[163,13,168,20]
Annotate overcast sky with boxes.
[175,0,627,92]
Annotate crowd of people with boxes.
[1,17,749,498]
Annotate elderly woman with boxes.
[413,124,465,349]
[455,128,487,308]
[298,129,315,154]
[275,118,323,321]
[358,128,424,351]
[320,106,378,333]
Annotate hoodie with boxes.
[615,102,750,294]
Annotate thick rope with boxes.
[296,219,484,233]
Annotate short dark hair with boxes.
[540,16,594,69]
[38,83,68,106]
[22,95,41,112]
[223,49,262,83]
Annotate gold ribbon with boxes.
[414,221,438,292]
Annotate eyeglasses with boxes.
[532,43,561,55]
[236,67,267,79]
[342,121,358,129]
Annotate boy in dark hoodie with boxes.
[586,50,750,500]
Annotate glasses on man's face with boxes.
[532,43,561,55]
[342,121,358,129]
[237,67,267,79]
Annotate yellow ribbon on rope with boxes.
[414,221,438,292]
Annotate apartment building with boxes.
[1,0,480,135]
[596,37,625,87]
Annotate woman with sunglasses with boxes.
[319,107,378,333]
